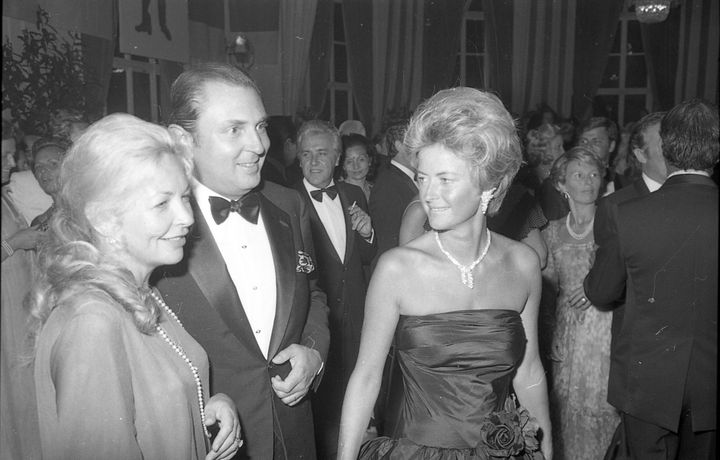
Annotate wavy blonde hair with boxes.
[27,113,193,349]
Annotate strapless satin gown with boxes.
[360,309,544,459]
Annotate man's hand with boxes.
[270,344,322,406]
[348,203,373,239]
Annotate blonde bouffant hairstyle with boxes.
[27,113,193,347]
[404,87,522,215]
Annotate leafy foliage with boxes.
[2,7,86,136]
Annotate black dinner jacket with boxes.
[593,177,651,348]
[292,180,376,420]
[368,163,418,261]
[584,174,717,432]
[153,180,330,460]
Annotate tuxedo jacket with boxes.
[154,180,330,460]
[593,178,651,349]
[368,163,417,260]
[584,174,717,432]
[292,181,376,421]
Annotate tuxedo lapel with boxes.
[187,199,263,356]
[294,182,345,265]
[260,195,296,359]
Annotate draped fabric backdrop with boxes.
[370,0,424,136]
[343,0,425,136]
[420,0,465,101]
[675,0,719,104]
[279,0,317,118]
[341,0,374,132]
[572,0,625,120]
[640,6,680,112]
[511,0,576,118]
[308,0,333,121]
[482,0,513,110]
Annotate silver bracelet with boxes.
[1,240,14,257]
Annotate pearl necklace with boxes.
[435,229,492,289]
[150,290,210,438]
[565,213,594,240]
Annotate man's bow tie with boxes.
[209,194,260,224]
[310,185,338,202]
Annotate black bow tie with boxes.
[209,194,260,225]
[310,185,338,202]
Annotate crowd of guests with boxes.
[0,61,717,460]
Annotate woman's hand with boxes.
[204,393,242,460]
[567,285,592,310]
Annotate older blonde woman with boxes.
[29,114,242,460]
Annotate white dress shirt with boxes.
[303,179,347,262]
[193,180,277,358]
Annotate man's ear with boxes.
[609,139,617,155]
[633,147,648,165]
[168,124,194,149]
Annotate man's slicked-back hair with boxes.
[296,119,342,154]
[167,62,261,133]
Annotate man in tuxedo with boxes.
[156,63,330,459]
[590,112,666,458]
[368,120,416,261]
[292,120,376,459]
[594,112,666,343]
[584,99,718,459]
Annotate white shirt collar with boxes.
[641,172,664,192]
[667,169,711,179]
[391,159,416,181]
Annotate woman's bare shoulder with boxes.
[491,231,541,273]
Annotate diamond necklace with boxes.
[435,228,492,289]
[565,213,594,240]
[149,290,211,438]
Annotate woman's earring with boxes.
[563,191,569,200]
[480,188,496,215]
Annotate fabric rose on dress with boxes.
[296,250,315,274]
[479,412,525,457]
[476,396,543,458]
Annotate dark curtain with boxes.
[482,0,513,108]
[342,0,374,130]
[640,6,681,111]
[308,0,333,117]
[420,0,465,99]
[571,0,625,119]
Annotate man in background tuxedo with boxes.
[156,63,329,459]
[591,111,666,458]
[584,99,717,459]
[368,120,416,263]
[292,120,376,459]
